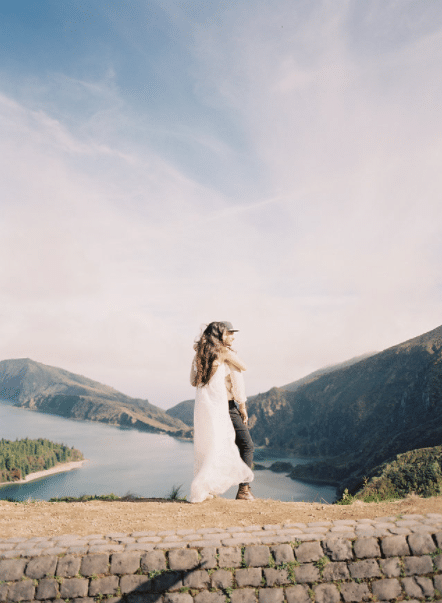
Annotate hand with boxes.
[238,405,248,425]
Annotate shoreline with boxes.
[0,460,87,488]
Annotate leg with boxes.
[228,401,254,486]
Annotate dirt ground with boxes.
[1,495,441,539]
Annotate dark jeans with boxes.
[229,400,254,486]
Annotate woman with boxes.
[190,321,254,503]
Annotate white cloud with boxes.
[0,0,441,408]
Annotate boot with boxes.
[236,484,255,501]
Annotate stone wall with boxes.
[1,531,442,603]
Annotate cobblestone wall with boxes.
[1,528,442,603]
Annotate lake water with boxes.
[0,401,336,503]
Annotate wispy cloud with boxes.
[0,0,441,406]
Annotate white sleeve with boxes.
[229,365,247,404]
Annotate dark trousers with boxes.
[229,400,254,486]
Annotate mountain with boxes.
[0,358,192,439]
[280,353,376,392]
[245,324,442,494]
[165,354,375,427]
[165,399,195,427]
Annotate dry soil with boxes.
[1,495,441,538]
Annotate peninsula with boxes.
[0,438,85,486]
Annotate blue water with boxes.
[0,401,336,503]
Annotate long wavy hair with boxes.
[193,321,228,386]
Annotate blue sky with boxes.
[1,0,442,408]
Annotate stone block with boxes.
[434,554,442,571]
[270,544,295,565]
[434,531,442,549]
[433,574,442,593]
[60,577,90,599]
[371,578,402,600]
[313,583,340,603]
[243,545,270,567]
[263,568,290,586]
[293,564,320,583]
[407,532,437,555]
[7,580,35,603]
[381,535,410,557]
[110,552,141,574]
[141,550,167,572]
[340,582,371,602]
[197,539,228,548]
[230,588,257,603]
[36,578,60,600]
[152,571,183,592]
[182,569,210,589]
[353,537,381,559]
[194,591,226,603]
[199,547,218,569]
[120,574,151,594]
[0,583,8,603]
[258,588,285,603]
[80,553,110,576]
[218,547,242,568]
[285,584,311,603]
[235,568,262,587]
[168,549,199,571]
[416,576,434,597]
[401,577,423,599]
[294,541,323,563]
[88,576,119,596]
[349,559,381,579]
[163,594,193,603]
[57,554,82,577]
[323,538,353,561]
[0,559,26,581]
[210,569,233,589]
[25,555,57,579]
[380,557,401,577]
[403,555,433,575]
[89,544,125,553]
[322,561,350,581]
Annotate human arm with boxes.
[220,347,247,372]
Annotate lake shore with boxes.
[0,460,87,488]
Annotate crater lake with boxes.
[0,400,336,503]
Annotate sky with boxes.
[1,0,441,409]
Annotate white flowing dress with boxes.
[190,361,254,503]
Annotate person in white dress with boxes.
[189,321,254,503]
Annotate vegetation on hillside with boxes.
[352,446,442,501]
[0,438,84,483]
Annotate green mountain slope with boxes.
[165,399,195,427]
[353,446,442,500]
[0,358,192,439]
[246,324,442,493]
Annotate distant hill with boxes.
[165,399,195,427]
[280,353,376,392]
[0,359,192,439]
[165,354,376,427]
[246,324,442,494]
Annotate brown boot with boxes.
[236,484,255,501]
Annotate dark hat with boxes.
[221,321,238,332]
